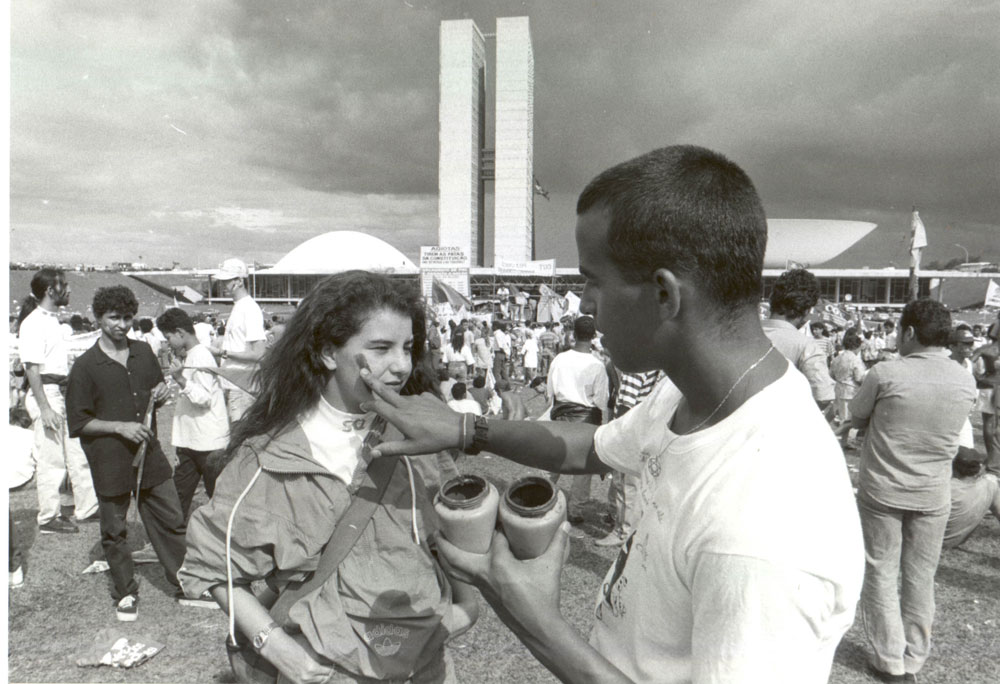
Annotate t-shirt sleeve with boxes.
[17,320,46,365]
[593,393,649,477]
[848,365,881,420]
[691,553,852,683]
[246,308,267,343]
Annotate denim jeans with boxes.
[858,491,949,675]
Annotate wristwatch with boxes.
[465,415,489,455]
[252,621,281,653]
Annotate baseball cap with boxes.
[215,258,248,281]
[949,328,975,345]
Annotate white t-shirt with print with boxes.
[591,366,863,683]
[223,296,266,371]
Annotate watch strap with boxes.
[465,415,489,455]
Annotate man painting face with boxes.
[575,208,659,374]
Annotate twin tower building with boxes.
[438,17,535,268]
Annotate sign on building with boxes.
[420,246,470,303]
[494,256,556,277]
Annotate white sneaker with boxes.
[9,566,24,588]
[116,594,139,622]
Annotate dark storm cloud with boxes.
[9,0,999,268]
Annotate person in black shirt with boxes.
[66,285,188,622]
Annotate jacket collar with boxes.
[244,423,336,476]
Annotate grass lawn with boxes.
[7,403,1000,683]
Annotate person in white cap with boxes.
[212,258,266,422]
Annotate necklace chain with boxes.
[681,345,775,435]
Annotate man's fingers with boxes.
[358,369,404,408]
[369,438,430,458]
[433,533,488,585]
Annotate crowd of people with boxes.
[8,144,1000,683]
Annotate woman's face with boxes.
[321,307,414,413]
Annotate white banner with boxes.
[420,245,469,269]
[494,256,556,276]
[985,279,1000,308]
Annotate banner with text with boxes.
[494,256,556,277]
[420,246,470,303]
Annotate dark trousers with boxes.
[493,351,509,382]
[97,478,187,601]
[173,447,218,519]
[9,511,23,572]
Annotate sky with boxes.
[8,0,999,269]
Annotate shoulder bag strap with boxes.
[270,417,398,625]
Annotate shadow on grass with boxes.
[934,563,1000,595]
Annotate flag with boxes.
[533,176,550,200]
[431,278,473,311]
[986,279,1000,308]
[909,209,928,270]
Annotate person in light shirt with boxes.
[211,258,266,422]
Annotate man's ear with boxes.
[319,346,338,371]
[652,268,682,320]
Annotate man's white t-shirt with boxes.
[223,296,266,371]
[18,307,69,376]
[173,344,230,452]
[547,349,608,409]
[591,366,863,683]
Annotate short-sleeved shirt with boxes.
[850,349,978,511]
[762,319,835,402]
[223,296,266,371]
[66,339,172,497]
[943,473,999,548]
[590,367,863,682]
[18,307,69,375]
[547,349,609,409]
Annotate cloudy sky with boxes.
[9,0,999,269]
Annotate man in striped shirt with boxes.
[595,369,665,547]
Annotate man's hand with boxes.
[167,357,185,380]
[151,381,171,405]
[115,421,153,444]
[39,405,63,433]
[358,368,462,457]
[433,521,572,638]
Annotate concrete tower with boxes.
[494,17,535,264]
[437,16,534,267]
[438,20,487,266]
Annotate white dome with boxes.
[764,219,876,268]
[259,231,417,274]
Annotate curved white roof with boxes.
[257,231,418,275]
[764,219,876,268]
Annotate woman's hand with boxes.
[259,630,334,684]
[359,368,464,457]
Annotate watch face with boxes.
[253,634,266,650]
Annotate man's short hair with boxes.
[92,286,138,318]
[156,308,196,335]
[576,145,767,316]
[770,269,820,319]
[953,447,985,478]
[883,320,895,332]
[530,376,546,389]
[899,299,952,347]
[138,318,153,334]
[451,382,467,400]
[472,375,486,389]
[842,332,862,351]
[574,315,596,341]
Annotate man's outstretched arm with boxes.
[360,369,610,476]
